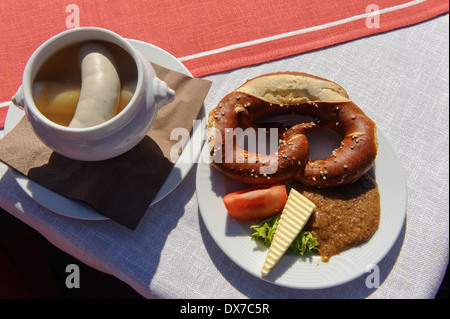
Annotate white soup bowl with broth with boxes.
[12,27,175,161]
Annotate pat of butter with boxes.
[261,188,316,277]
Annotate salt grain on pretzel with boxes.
[207,72,378,188]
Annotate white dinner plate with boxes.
[196,128,407,289]
[4,39,204,221]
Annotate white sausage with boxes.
[69,43,120,128]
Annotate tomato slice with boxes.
[222,184,287,221]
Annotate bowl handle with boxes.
[11,85,24,110]
[153,78,175,109]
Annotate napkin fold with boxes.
[0,63,212,229]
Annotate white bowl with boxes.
[12,27,174,161]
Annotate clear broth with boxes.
[33,41,138,126]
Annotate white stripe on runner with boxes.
[179,0,426,62]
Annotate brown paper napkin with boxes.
[0,63,212,229]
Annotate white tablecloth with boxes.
[0,14,448,299]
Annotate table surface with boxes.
[1,13,448,299]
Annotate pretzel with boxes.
[207,72,378,188]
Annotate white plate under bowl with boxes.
[4,39,204,221]
[196,128,406,289]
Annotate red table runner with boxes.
[0,0,448,127]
